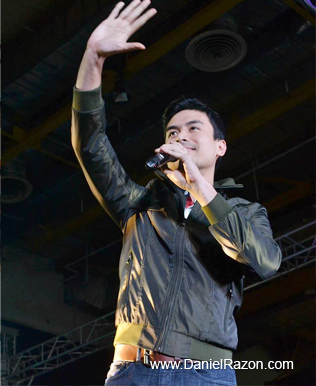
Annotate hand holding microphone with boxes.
[145,141,187,170]
[145,142,201,192]
[145,152,177,170]
[144,142,217,207]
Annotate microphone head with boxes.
[145,157,160,170]
[145,152,177,170]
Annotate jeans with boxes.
[105,361,237,386]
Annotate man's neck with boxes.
[199,168,215,186]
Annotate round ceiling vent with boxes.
[185,29,247,72]
[1,162,33,204]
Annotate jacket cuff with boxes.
[72,86,103,111]
[202,193,233,225]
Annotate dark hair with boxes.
[162,97,226,170]
[162,97,226,141]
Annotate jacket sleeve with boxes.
[71,86,146,229]
[202,193,282,279]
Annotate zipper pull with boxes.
[228,284,233,298]
[127,252,133,264]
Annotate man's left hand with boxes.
[155,143,217,206]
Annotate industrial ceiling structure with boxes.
[1,0,315,385]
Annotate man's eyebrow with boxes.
[186,120,204,126]
[165,120,204,132]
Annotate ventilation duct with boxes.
[185,24,247,72]
[1,161,33,204]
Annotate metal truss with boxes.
[1,331,17,358]
[3,222,315,385]
[2,312,116,386]
[245,220,316,290]
[1,330,18,385]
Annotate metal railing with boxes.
[2,312,115,386]
[2,221,315,385]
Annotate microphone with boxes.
[145,152,177,170]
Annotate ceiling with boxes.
[1,0,315,384]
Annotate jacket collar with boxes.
[213,177,243,189]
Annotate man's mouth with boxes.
[182,144,196,151]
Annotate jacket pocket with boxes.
[223,283,233,333]
[120,252,133,308]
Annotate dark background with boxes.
[1,0,315,385]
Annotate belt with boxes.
[114,344,183,366]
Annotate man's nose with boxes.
[176,133,188,143]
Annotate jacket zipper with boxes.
[156,224,185,352]
[224,283,233,333]
[154,184,188,351]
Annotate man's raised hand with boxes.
[76,0,156,90]
[87,0,157,58]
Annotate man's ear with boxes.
[217,140,227,157]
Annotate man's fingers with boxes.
[119,0,142,20]
[108,1,125,20]
[131,7,157,33]
[164,169,187,189]
[124,0,152,23]
[156,143,188,159]
[167,160,180,171]
[104,41,145,55]
[122,42,146,52]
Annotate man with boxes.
[71,1,282,385]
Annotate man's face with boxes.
[165,109,226,171]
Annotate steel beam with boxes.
[228,78,315,142]
[2,130,79,168]
[264,181,314,213]
[34,176,314,249]
[2,0,110,87]
[124,0,244,78]
[3,312,116,385]
[5,222,315,385]
[244,220,316,290]
[33,205,104,250]
[240,265,315,317]
[2,0,245,165]
[3,74,314,166]
[282,0,316,25]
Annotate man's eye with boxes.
[190,126,199,131]
[168,131,178,137]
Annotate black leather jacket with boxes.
[71,87,281,360]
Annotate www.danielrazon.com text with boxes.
[150,359,294,371]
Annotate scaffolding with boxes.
[2,221,315,385]
[245,220,316,289]
[1,327,18,386]
[2,312,115,386]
